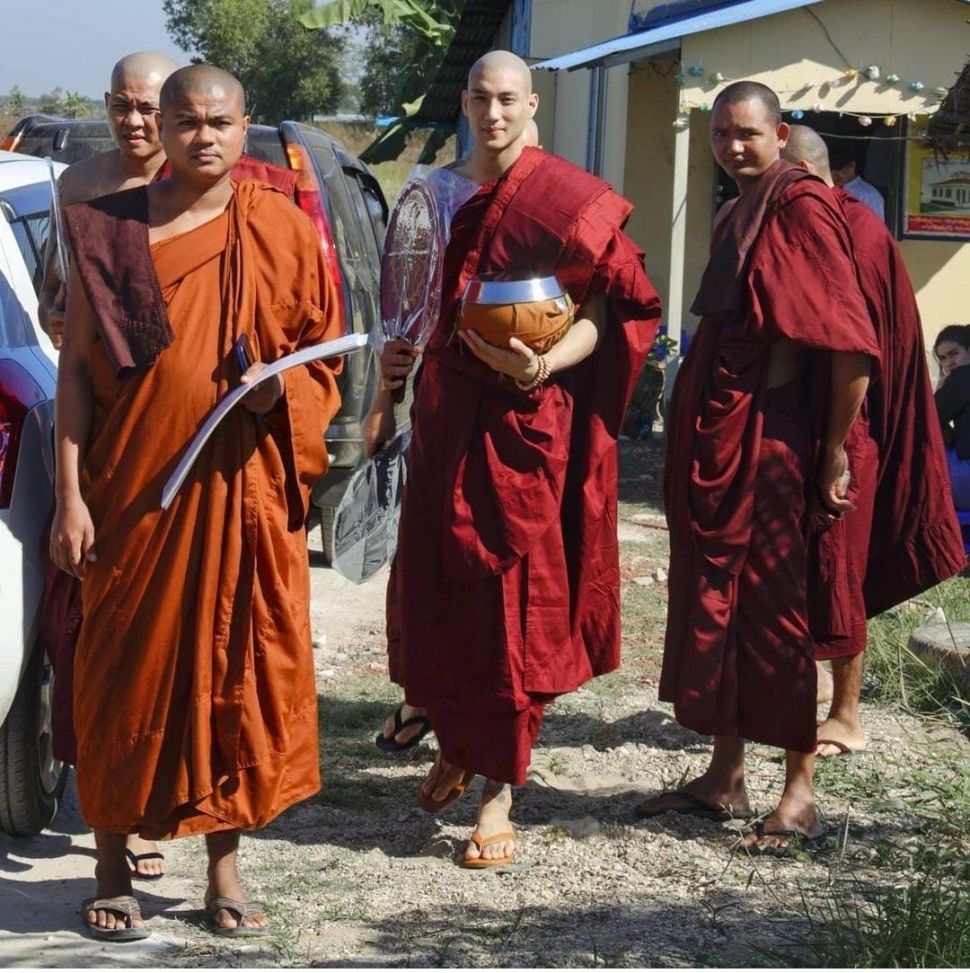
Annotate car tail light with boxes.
[284,141,348,331]
[0,132,22,152]
[0,360,44,508]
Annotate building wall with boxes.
[529,0,631,187]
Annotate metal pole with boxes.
[665,115,690,399]
[586,65,608,176]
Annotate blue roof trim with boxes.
[535,0,825,72]
[630,0,747,32]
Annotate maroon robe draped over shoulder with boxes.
[661,161,879,753]
[387,148,661,784]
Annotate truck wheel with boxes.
[0,644,68,836]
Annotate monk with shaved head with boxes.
[640,80,882,853]
[52,64,343,938]
[780,126,965,759]
[368,49,661,866]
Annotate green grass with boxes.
[802,866,970,968]
[864,577,970,730]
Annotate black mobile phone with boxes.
[234,334,255,375]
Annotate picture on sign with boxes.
[900,129,970,240]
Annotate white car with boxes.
[0,149,66,835]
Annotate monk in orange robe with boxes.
[51,66,341,940]
[640,82,879,853]
[367,51,661,867]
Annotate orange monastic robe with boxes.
[70,181,341,838]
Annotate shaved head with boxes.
[110,52,179,94]
[468,50,532,95]
[713,80,782,126]
[160,64,246,115]
[781,125,832,184]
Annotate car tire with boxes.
[0,644,68,836]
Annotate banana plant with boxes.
[299,0,454,44]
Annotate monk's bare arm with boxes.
[460,294,608,385]
[817,351,872,515]
[50,261,97,577]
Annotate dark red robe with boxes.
[660,161,879,753]
[387,148,661,784]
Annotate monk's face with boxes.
[159,86,249,184]
[710,98,789,190]
[936,339,970,379]
[462,66,538,154]
[104,74,165,160]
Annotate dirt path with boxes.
[1,441,967,967]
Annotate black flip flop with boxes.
[375,704,432,753]
[635,789,755,822]
[744,821,830,856]
[126,848,165,881]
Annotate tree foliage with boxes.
[8,87,25,117]
[163,0,345,123]
[299,0,453,45]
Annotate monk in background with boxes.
[368,51,661,865]
[38,50,178,882]
[39,52,179,347]
[52,65,342,938]
[640,81,879,852]
[781,125,966,756]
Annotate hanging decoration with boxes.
[858,115,873,127]
[791,109,805,120]
[865,65,880,81]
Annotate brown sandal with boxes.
[461,830,516,869]
[417,768,476,813]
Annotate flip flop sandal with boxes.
[745,821,830,857]
[126,848,166,880]
[204,897,270,938]
[375,704,433,753]
[635,789,755,822]
[417,767,477,814]
[461,830,517,869]
[80,896,151,941]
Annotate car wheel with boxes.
[0,644,68,836]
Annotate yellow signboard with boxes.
[902,136,970,241]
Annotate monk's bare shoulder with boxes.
[58,151,123,206]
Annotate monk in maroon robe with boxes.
[639,82,879,852]
[366,51,661,866]
[781,126,966,756]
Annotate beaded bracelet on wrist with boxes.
[516,354,550,391]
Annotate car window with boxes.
[0,182,53,295]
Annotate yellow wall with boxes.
[530,0,631,186]
[680,0,966,116]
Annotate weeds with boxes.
[863,578,970,731]
[801,866,970,967]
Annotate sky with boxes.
[0,1,192,99]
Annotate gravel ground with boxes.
[1,438,967,968]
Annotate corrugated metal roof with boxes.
[415,0,513,123]
[535,0,825,72]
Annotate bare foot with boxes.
[378,702,431,749]
[635,773,751,819]
[816,662,834,705]
[206,834,267,933]
[741,792,824,853]
[126,834,166,878]
[463,780,515,865]
[815,714,867,757]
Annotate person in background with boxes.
[934,324,970,508]
[829,144,885,221]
